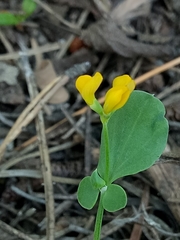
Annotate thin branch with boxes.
[11,185,46,205]
[0,169,80,184]
[0,220,34,240]
[0,42,62,61]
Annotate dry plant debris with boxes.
[0,0,180,239]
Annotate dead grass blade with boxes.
[111,0,152,24]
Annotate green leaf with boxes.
[0,13,26,25]
[91,169,106,189]
[77,176,99,210]
[22,0,37,15]
[102,184,127,212]
[98,90,168,183]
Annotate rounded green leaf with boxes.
[98,90,168,183]
[22,0,37,15]
[102,184,127,212]
[91,169,106,189]
[77,176,99,210]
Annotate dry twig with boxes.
[0,42,63,61]
[0,220,34,240]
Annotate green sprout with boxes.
[0,0,36,25]
[76,72,168,240]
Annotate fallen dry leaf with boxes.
[111,0,152,25]
[35,59,69,104]
[81,19,180,57]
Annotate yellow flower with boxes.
[76,72,103,105]
[76,73,135,116]
[103,75,135,114]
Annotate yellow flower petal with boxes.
[76,72,103,105]
[103,75,135,114]
[75,75,92,93]
[113,75,135,92]
[103,86,129,114]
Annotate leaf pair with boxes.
[78,175,127,212]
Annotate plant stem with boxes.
[94,194,104,240]
[103,122,110,183]
[93,118,110,240]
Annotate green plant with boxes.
[76,72,168,240]
[0,0,36,25]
